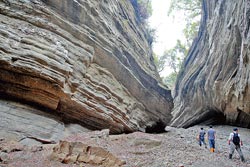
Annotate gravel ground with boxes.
[1,125,250,167]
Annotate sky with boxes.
[148,0,184,56]
[148,0,185,76]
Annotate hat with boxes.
[233,128,238,131]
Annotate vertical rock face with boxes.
[0,0,173,134]
[171,0,250,128]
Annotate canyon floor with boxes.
[1,125,250,167]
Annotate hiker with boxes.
[207,125,216,152]
[198,127,207,148]
[228,128,245,162]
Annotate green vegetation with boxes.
[130,0,153,22]
[157,0,201,89]
[130,0,155,45]
[137,0,153,21]
[131,0,201,88]
[169,0,201,47]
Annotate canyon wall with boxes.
[171,0,250,128]
[0,0,173,135]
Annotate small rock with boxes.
[165,126,176,132]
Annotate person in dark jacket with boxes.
[228,128,245,162]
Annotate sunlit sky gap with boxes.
[148,0,185,76]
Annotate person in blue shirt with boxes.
[198,127,207,148]
[207,125,216,152]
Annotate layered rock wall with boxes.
[0,0,173,134]
[171,0,250,128]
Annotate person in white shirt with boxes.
[228,128,245,162]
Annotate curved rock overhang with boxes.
[171,0,250,128]
[0,0,173,134]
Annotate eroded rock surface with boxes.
[0,0,172,134]
[171,0,250,127]
[1,126,250,167]
[51,140,125,166]
[0,100,91,144]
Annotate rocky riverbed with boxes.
[1,125,250,167]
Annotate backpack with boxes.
[232,133,240,145]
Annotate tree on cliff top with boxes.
[130,0,155,45]
[168,0,201,46]
[130,0,152,23]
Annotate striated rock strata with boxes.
[171,0,250,128]
[0,0,173,134]
[0,100,91,143]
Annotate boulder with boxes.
[50,140,126,166]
